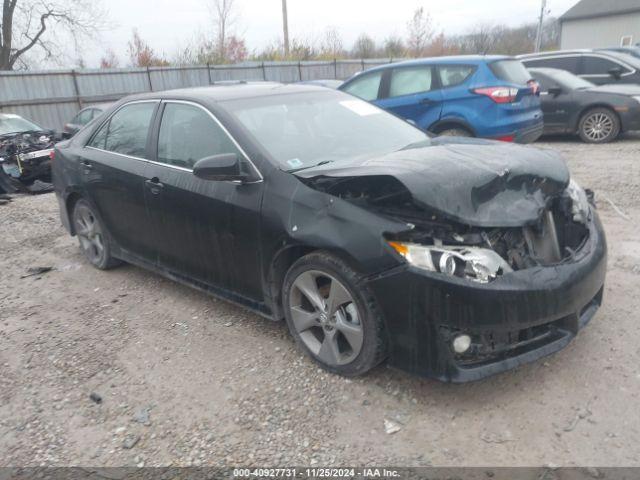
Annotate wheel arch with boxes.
[428,118,476,136]
[265,243,367,321]
[65,190,84,236]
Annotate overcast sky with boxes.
[81,0,578,66]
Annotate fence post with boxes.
[70,70,82,109]
[333,58,338,79]
[361,59,365,71]
[298,61,302,81]
[207,63,212,84]
[146,66,153,91]
[261,62,267,81]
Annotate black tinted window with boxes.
[157,103,239,169]
[530,73,555,91]
[522,56,581,74]
[582,56,629,75]
[439,65,475,87]
[89,102,156,157]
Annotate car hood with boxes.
[587,84,640,96]
[293,137,570,228]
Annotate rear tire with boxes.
[578,107,620,143]
[437,127,473,138]
[282,252,387,376]
[72,199,121,270]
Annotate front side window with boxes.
[74,109,93,125]
[581,56,629,75]
[157,103,240,169]
[88,102,156,158]
[389,66,433,97]
[341,71,382,101]
[438,65,474,87]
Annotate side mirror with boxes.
[608,67,623,80]
[547,86,563,96]
[193,153,246,182]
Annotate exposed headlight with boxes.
[388,241,512,283]
[566,179,590,223]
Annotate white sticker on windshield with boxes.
[339,100,381,116]
[287,158,304,169]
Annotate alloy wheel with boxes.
[74,204,105,265]
[582,112,614,142]
[288,270,364,366]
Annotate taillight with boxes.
[527,79,540,95]
[49,150,55,161]
[473,86,518,104]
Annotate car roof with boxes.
[361,55,511,73]
[120,82,329,104]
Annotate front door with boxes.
[375,65,442,130]
[81,101,159,260]
[143,101,264,301]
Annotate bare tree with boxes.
[1,0,107,70]
[208,0,239,62]
[406,7,433,57]
[383,35,405,58]
[100,48,119,68]
[319,27,344,59]
[127,29,168,67]
[351,33,376,58]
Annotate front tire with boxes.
[282,252,387,376]
[578,108,620,143]
[72,199,120,270]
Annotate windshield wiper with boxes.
[287,159,335,173]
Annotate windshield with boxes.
[222,90,429,171]
[0,114,43,135]
[550,70,594,90]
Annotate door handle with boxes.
[420,98,435,105]
[145,178,164,195]
[81,160,93,170]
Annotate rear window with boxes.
[490,60,532,85]
[521,56,581,74]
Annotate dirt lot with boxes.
[1,134,640,468]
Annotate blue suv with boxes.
[339,55,543,143]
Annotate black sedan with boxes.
[52,83,607,382]
[530,68,640,143]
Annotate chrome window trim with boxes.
[159,99,264,181]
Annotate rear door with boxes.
[143,100,264,300]
[376,65,442,129]
[81,100,159,260]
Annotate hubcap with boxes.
[74,204,105,264]
[289,270,364,366]
[583,113,614,141]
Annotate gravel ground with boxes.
[1,134,640,468]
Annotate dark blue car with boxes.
[339,55,543,143]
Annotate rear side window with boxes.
[389,66,433,97]
[157,103,240,169]
[489,60,531,85]
[582,56,630,75]
[438,65,475,87]
[342,71,382,101]
[88,102,156,158]
[74,109,93,125]
[522,56,581,74]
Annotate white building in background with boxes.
[560,0,640,49]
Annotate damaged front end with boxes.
[294,142,607,381]
[0,131,55,194]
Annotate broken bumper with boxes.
[368,211,607,382]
